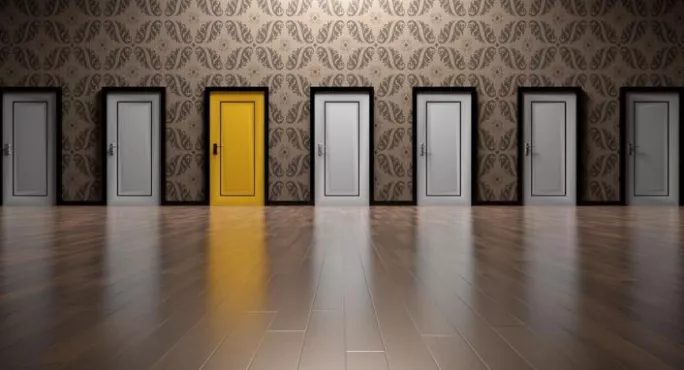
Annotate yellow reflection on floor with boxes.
[206,207,268,315]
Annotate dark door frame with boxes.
[618,86,684,206]
[309,86,375,206]
[411,86,478,206]
[0,86,63,206]
[514,86,584,206]
[100,86,167,205]
[202,86,270,206]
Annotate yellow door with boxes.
[209,91,265,205]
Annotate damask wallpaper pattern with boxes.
[0,0,683,202]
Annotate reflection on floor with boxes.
[1,206,683,370]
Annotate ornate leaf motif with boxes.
[620,21,646,44]
[438,20,466,43]
[377,100,405,123]
[165,46,193,70]
[592,0,618,16]
[377,153,406,177]
[163,74,193,97]
[318,0,344,16]
[501,0,527,16]
[376,128,405,151]
[589,20,618,44]
[287,46,315,70]
[377,74,405,97]
[285,101,308,124]
[134,46,161,70]
[135,0,161,16]
[499,154,517,177]
[407,0,433,16]
[73,74,102,97]
[286,21,315,44]
[103,0,130,16]
[165,20,193,44]
[198,0,222,16]
[589,47,617,70]
[468,0,495,16]
[348,0,372,16]
[14,0,39,16]
[378,0,405,16]
[103,47,132,70]
[74,47,101,70]
[286,0,311,16]
[529,47,557,70]
[407,20,435,43]
[167,100,193,123]
[225,21,253,44]
[347,21,375,44]
[256,46,284,70]
[468,21,497,44]
[559,21,588,44]
[316,47,345,70]
[499,21,527,44]
[377,181,406,201]
[651,22,678,44]
[316,21,345,44]
[0,47,10,68]
[480,101,496,122]
[479,153,497,176]
[195,21,223,44]
[286,74,309,97]
[498,100,516,123]
[13,21,39,43]
[622,0,648,16]
[650,47,678,70]
[76,0,101,15]
[499,47,527,70]
[347,47,375,70]
[346,73,373,87]
[165,182,192,201]
[44,0,70,16]
[164,0,190,16]
[620,47,648,70]
[439,0,466,16]
[588,101,617,126]
[650,0,677,16]
[530,20,556,44]
[559,47,587,70]
[104,20,132,44]
[256,20,284,44]
[530,0,554,16]
[196,47,223,70]
[560,0,587,16]
[377,21,405,44]
[407,47,435,70]
[73,21,101,43]
[377,47,406,70]
[438,47,466,70]
[135,20,162,43]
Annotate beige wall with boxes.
[1,0,683,203]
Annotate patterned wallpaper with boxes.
[0,0,683,203]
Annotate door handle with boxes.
[524,142,532,156]
[317,143,324,156]
[2,143,12,156]
[108,143,117,156]
[628,142,637,156]
[420,143,425,157]
[213,143,222,155]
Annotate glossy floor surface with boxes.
[1,207,683,370]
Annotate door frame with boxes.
[618,86,684,206]
[100,86,167,205]
[0,86,63,206]
[411,86,478,206]
[515,86,584,206]
[202,86,270,206]
[309,86,375,205]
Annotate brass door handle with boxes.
[108,143,117,156]
[524,142,532,156]
[317,143,324,156]
[628,143,637,156]
[3,143,12,156]
[213,143,223,155]
[420,143,425,157]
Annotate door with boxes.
[416,91,472,205]
[208,90,265,206]
[521,91,577,205]
[313,91,371,205]
[106,91,161,205]
[625,92,679,205]
[2,92,57,205]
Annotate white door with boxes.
[314,93,370,205]
[2,92,57,205]
[522,92,577,205]
[106,92,161,205]
[416,92,472,205]
[626,92,679,205]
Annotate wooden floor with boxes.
[1,206,683,370]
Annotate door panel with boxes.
[522,92,576,205]
[117,102,153,196]
[314,92,370,205]
[531,102,566,196]
[416,92,472,205]
[106,92,161,205]
[325,102,359,196]
[2,93,56,205]
[209,91,265,206]
[626,92,679,205]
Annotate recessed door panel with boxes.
[325,102,359,196]
[531,102,566,196]
[117,102,153,196]
[313,92,370,205]
[522,92,577,205]
[427,102,461,196]
[626,92,679,205]
[2,92,56,205]
[106,91,161,205]
[221,102,255,197]
[416,91,472,205]
[209,91,265,206]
